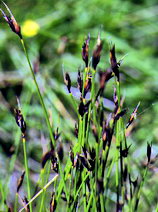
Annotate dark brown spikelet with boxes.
[126,102,140,129]
[0,2,22,39]
[99,68,113,89]
[78,100,91,117]
[110,45,119,81]
[41,149,55,168]
[121,144,132,158]
[64,72,71,93]
[96,68,113,100]
[51,156,58,173]
[92,34,103,70]
[82,34,90,67]
[50,192,57,212]
[14,109,26,136]
[53,127,60,141]
[23,197,30,212]
[17,171,25,193]
[57,142,64,162]
[115,109,127,121]
[147,142,152,164]
[77,70,83,94]
[83,74,91,98]
[78,154,92,171]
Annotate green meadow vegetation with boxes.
[0,0,158,211]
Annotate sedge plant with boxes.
[0,2,156,212]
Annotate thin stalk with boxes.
[115,79,121,211]
[82,170,87,211]
[87,190,93,212]
[134,166,148,211]
[70,172,90,211]
[22,137,32,212]
[20,39,55,146]
[19,175,58,212]
[69,93,78,116]
[105,157,115,208]
[87,174,97,212]
[78,116,83,151]
[0,181,7,211]
[100,194,105,212]
[85,69,96,143]
[82,115,86,146]
[39,162,51,212]
[66,169,73,212]
[5,90,33,200]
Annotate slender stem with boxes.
[134,166,148,211]
[39,162,51,212]
[0,181,7,211]
[115,78,122,211]
[71,172,90,210]
[19,175,58,212]
[22,137,32,212]
[20,39,55,146]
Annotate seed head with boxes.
[0,2,22,39]
[110,45,119,81]
[14,109,26,136]
[92,34,103,70]
[82,34,90,67]
[147,142,152,164]
[78,99,91,117]
[64,72,71,93]
[83,74,91,98]
[77,70,83,94]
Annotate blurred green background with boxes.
[0,0,158,207]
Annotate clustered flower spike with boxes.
[0,1,22,39]
[110,44,119,81]
[64,72,71,93]
[82,34,90,68]
[92,33,103,70]
[83,73,91,98]
[14,109,26,136]
[147,142,152,164]
[78,99,91,117]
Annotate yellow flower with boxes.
[22,20,40,37]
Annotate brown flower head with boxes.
[0,2,22,39]
[14,109,26,136]
[92,34,103,70]
[82,34,90,67]
[64,72,71,93]
[110,45,119,81]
